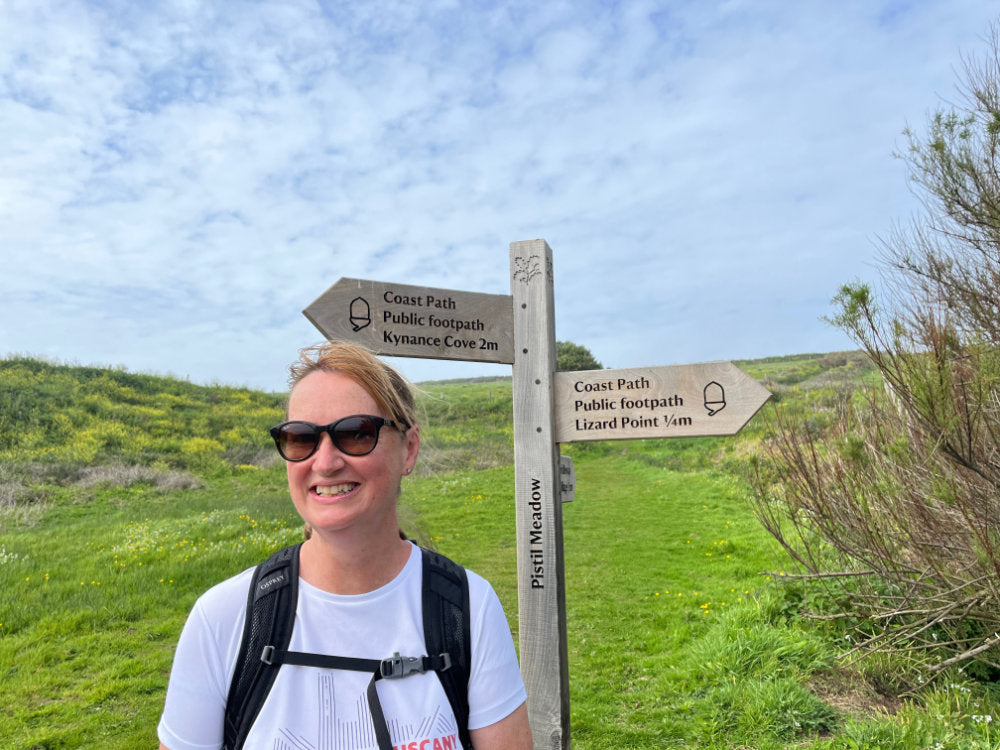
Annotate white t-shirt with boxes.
[158,544,526,750]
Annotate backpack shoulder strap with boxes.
[221,543,470,750]
[222,543,302,750]
[420,547,472,750]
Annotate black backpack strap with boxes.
[421,547,472,750]
[221,543,471,750]
[222,543,301,750]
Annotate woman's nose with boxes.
[310,431,347,469]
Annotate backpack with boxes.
[222,542,472,750]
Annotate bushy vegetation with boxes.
[1,353,999,748]
[749,28,1000,681]
[556,340,603,371]
[0,356,285,471]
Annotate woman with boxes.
[158,341,530,750]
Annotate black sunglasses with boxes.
[269,415,402,461]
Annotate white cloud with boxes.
[0,0,995,389]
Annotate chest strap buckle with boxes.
[380,652,426,679]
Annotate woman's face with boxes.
[284,369,419,538]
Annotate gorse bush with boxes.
[750,28,1000,676]
[0,356,286,472]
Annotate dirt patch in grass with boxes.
[808,667,905,718]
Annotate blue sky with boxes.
[2,0,996,392]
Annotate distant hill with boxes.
[0,355,287,471]
[0,350,873,477]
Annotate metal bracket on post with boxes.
[510,239,570,749]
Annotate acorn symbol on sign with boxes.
[350,297,371,332]
[703,381,726,416]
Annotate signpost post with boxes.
[302,242,771,749]
[509,240,570,750]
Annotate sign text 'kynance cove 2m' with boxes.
[304,277,515,364]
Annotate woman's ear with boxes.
[402,424,420,475]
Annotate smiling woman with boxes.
[156,341,531,750]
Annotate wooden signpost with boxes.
[303,240,771,749]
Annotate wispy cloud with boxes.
[1,0,993,388]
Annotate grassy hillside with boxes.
[0,355,285,468]
[1,352,998,748]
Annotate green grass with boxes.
[2,353,999,748]
[0,469,298,748]
[555,458,837,748]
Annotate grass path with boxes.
[412,456,837,748]
[2,453,998,747]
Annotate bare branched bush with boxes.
[750,27,1000,676]
[74,462,204,491]
[0,461,203,509]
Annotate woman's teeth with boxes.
[315,483,356,497]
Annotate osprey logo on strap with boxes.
[254,570,287,598]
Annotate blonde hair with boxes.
[287,341,417,429]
